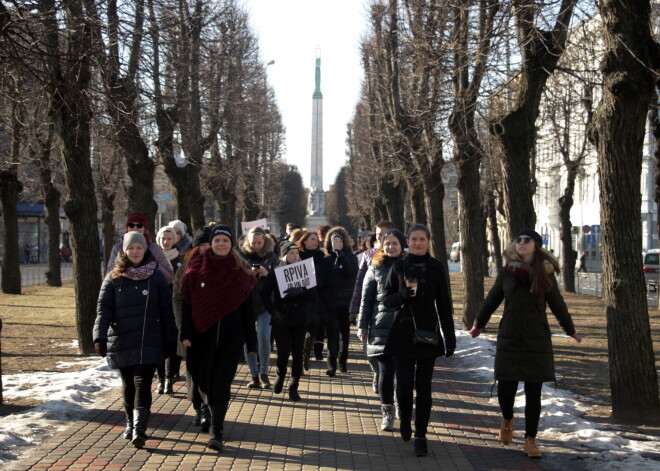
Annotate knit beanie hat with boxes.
[168,220,187,238]
[382,229,408,251]
[127,211,148,229]
[192,226,213,248]
[330,231,344,241]
[281,242,299,258]
[210,224,234,247]
[156,226,178,245]
[123,232,147,252]
[517,228,542,247]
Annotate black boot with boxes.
[339,351,348,372]
[132,407,148,448]
[192,408,202,426]
[326,356,337,376]
[123,407,133,439]
[156,377,165,395]
[165,377,174,395]
[400,417,412,442]
[289,378,301,402]
[208,426,223,452]
[313,341,324,361]
[200,403,211,432]
[414,437,428,457]
[274,368,286,394]
[303,335,314,371]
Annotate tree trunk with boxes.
[559,179,577,292]
[382,179,406,230]
[0,169,22,294]
[589,0,660,423]
[487,190,502,273]
[100,190,115,274]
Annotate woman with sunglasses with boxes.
[105,212,174,284]
[382,224,455,457]
[470,228,581,459]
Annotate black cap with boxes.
[192,226,213,248]
[517,228,542,247]
[210,224,234,247]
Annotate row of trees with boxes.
[326,0,658,423]
[0,0,306,348]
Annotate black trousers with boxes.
[185,361,203,410]
[157,354,182,379]
[326,307,350,364]
[394,357,435,438]
[273,324,306,379]
[497,380,543,437]
[377,354,395,405]
[119,364,157,410]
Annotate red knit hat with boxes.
[126,211,148,229]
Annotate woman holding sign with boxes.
[382,224,456,457]
[180,225,257,452]
[261,242,317,401]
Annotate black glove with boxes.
[95,340,107,358]
[165,341,178,357]
[445,347,455,358]
[400,286,415,300]
[283,287,305,297]
[271,311,287,327]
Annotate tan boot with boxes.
[524,436,542,458]
[499,418,514,445]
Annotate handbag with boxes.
[411,315,439,346]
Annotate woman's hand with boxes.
[469,326,482,338]
[182,339,192,348]
[257,266,268,277]
[357,328,367,343]
[570,334,582,343]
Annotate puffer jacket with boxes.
[240,235,279,315]
[358,257,399,357]
[320,226,358,311]
[94,252,177,370]
[475,245,576,383]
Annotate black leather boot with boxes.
[155,377,165,395]
[326,356,337,376]
[289,378,301,402]
[192,408,202,426]
[123,407,133,439]
[165,377,174,395]
[132,407,148,448]
[303,335,314,371]
[200,403,211,432]
[208,426,223,451]
[274,368,286,394]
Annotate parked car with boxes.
[643,249,659,291]
[449,242,461,263]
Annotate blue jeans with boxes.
[244,311,272,376]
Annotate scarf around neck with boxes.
[163,247,179,261]
[122,261,157,281]
[180,249,256,335]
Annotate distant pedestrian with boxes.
[470,228,581,459]
[382,223,455,457]
[180,225,257,452]
[577,251,587,272]
[93,232,177,449]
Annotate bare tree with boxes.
[588,0,660,423]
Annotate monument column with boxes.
[307,49,328,227]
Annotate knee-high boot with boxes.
[123,407,133,439]
[289,377,301,402]
[303,334,314,371]
[131,407,148,448]
[274,367,286,394]
[208,403,227,452]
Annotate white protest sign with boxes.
[274,257,317,298]
[241,218,268,235]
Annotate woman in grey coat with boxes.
[357,229,407,432]
[94,232,177,449]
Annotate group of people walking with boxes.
[93,212,581,459]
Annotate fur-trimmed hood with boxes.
[323,226,352,254]
[242,230,276,257]
[503,243,559,274]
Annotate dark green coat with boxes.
[475,268,576,383]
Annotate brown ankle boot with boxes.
[499,418,514,445]
[524,436,542,458]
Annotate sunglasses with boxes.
[515,236,533,244]
[127,223,144,229]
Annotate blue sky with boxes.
[246,0,369,190]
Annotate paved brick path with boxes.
[10,330,590,471]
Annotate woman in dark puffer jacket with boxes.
[297,230,325,368]
[94,232,177,449]
[319,226,358,376]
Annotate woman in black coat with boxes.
[470,229,581,459]
[179,225,257,452]
[94,232,177,449]
[297,230,325,368]
[261,242,315,401]
[319,226,358,376]
[382,224,456,457]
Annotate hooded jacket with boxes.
[475,244,576,383]
[319,226,358,311]
[240,234,279,314]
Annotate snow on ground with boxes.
[0,331,658,469]
[454,330,660,470]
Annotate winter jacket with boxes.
[106,240,174,284]
[382,253,456,359]
[349,247,378,314]
[240,236,279,315]
[299,248,325,324]
[94,252,177,370]
[475,248,576,383]
[319,227,358,312]
[261,260,314,328]
[358,257,398,357]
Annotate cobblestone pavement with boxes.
[10,330,591,471]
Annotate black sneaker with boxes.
[414,437,428,457]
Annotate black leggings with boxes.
[273,324,306,379]
[497,380,543,437]
[394,357,435,438]
[157,354,182,379]
[119,364,157,410]
[377,354,395,405]
[327,307,350,364]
